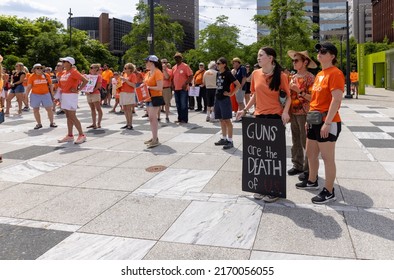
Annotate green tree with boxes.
[253,0,317,65]
[122,2,184,65]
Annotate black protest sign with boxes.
[242,117,286,198]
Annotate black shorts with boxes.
[206,88,216,107]
[307,122,341,142]
[214,97,232,120]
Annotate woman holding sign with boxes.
[236,47,291,202]
[85,64,103,129]
[143,55,164,148]
[298,42,344,204]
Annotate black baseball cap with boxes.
[315,42,338,56]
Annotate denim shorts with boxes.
[10,84,25,94]
[30,93,53,108]
[214,97,232,120]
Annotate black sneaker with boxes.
[311,187,336,204]
[287,168,303,176]
[215,139,228,146]
[295,179,319,190]
[298,171,309,181]
[223,141,234,150]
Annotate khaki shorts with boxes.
[119,92,136,106]
[61,93,79,111]
[162,87,172,105]
[86,93,101,103]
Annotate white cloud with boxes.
[0,0,57,14]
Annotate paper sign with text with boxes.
[81,75,98,92]
[188,86,200,97]
[242,117,286,198]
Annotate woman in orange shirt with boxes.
[119,63,137,130]
[143,55,164,148]
[25,63,56,129]
[297,42,344,204]
[236,46,291,203]
[57,56,88,144]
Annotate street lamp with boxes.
[344,1,352,98]
[68,8,73,48]
[149,0,154,55]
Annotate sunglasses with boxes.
[317,49,329,55]
[216,62,222,65]
[292,59,300,63]
[35,67,43,70]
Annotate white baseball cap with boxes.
[60,56,75,65]
[33,63,43,69]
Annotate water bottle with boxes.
[279,90,287,107]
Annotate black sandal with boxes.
[50,123,58,128]
[86,124,97,129]
[34,124,43,130]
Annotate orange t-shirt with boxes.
[59,68,84,94]
[193,69,205,85]
[310,66,344,122]
[120,72,137,93]
[144,69,163,100]
[28,73,52,94]
[350,72,358,83]
[172,63,193,91]
[101,69,113,84]
[162,68,173,88]
[251,71,290,116]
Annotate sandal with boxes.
[86,124,97,129]
[50,123,58,128]
[34,124,43,130]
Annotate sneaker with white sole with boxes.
[253,193,264,200]
[144,138,153,144]
[262,195,279,203]
[147,139,160,148]
[58,135,74,143]
[74,135,87,144]
[295,179,319,190]
[311,187,336,204]
[214,138,228,146]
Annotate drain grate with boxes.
[145,165,167,173]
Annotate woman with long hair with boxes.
[143,55,164,148]
[236,46,291,203]
[5,62,26,116]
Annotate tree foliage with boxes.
[122,2,184,65]
[0,15,118,71]
[253,0,317,66]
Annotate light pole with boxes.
[68,8,73,48]
[344,1,352,98]
[148,0,154,55]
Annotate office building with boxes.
[349,0,372,43]
[68,13,132,55]
[144,0,198,51]
[372,0,394,42]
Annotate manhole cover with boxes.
[145,165,167,173]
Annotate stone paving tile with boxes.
[170,153,230,170]
[80,196,190,239]
[250,250,344,260]
[0,181,18,191]
[344,211,394,259]
[0,223,72,260]
[118,153,182,169]
[0,183,70,217]
[336,161,391,179]
[26,164,109,187]
[31,147,101,164]
[79,167,157,192]
[38,232,156,260]
[254,206,356,259]
[85,129,119,137]
[72,150,138,167]
[202,170,245,196]
[347,126,384,132]
[144,241,250,260]
[161,201,262,249]
[2,145,64,160]
[19,188,127,225]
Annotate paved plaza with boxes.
[0,87,393,260]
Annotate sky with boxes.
[0,0,258,45]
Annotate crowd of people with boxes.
[0,41,344,204]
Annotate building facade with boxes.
[349,0,372,43]
[372,0,394,42]
[68,13,131,55]
[144,0,198,51]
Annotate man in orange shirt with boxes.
[172,52,193,124]
[193,62,207,112]
[350,68,358,97]
[101,64,113,106]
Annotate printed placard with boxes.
[242,117,286,198]
[188,86,200,97]
[81,75,98,92]
[135,84,149,102]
